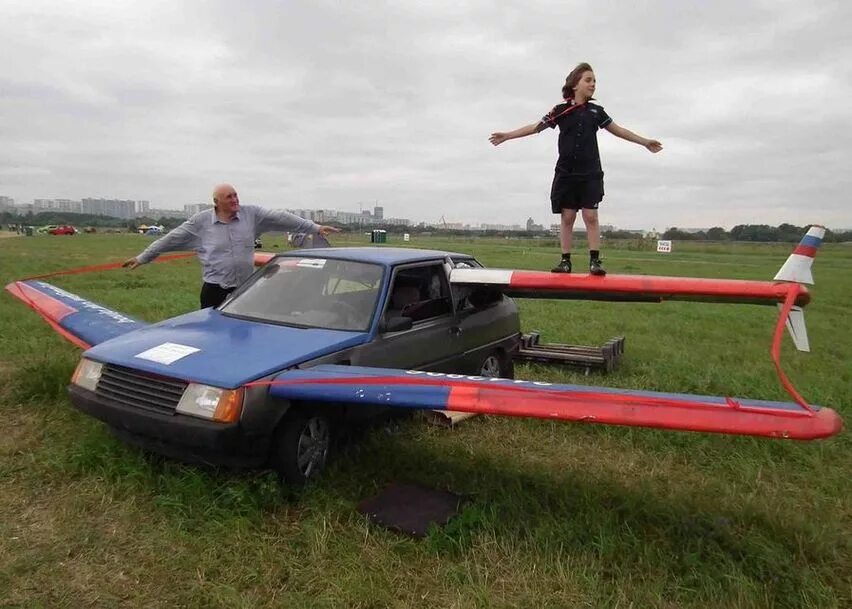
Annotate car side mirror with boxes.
[381,315,413,333]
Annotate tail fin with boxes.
[781,305,810,352]
[772,225,825,352]
[774,225,825,284]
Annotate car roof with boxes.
[278,246,473,266]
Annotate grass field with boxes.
[1,232,849,608]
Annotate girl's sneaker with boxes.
[589,258,606,276]
[551,259,572,273]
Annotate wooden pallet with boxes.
[514,332,625,374]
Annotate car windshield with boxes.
[220,257,384,331]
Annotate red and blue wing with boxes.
[264,365,841,440]
[450,268,811,306]
[5,280,146,349]
[450,225,825,308]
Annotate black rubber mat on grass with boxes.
[357,483,465,538]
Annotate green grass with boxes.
[0,232,849,608]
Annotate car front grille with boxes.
[96,364,187,414]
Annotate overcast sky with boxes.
[1,0,850,230]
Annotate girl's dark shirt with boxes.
[538,101,612,178]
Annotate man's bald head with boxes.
[212,183,240,219]
[212,183,237,206]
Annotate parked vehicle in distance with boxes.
[62,248,520,484]
[48,225,77,235]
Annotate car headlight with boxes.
[176,384,243,423]
[71,358,103,392]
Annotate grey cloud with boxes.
[0,0,850,229]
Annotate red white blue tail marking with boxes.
[774,225,825,284]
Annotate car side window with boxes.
[449,257,483,310]
[385,264,452,324]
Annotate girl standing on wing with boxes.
[490,63,662,275]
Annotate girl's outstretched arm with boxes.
[489,122,542,146]
[604,122,663,153]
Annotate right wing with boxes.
[5,280,146,349]
[264,365,842,441]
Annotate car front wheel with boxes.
[273,408,332,485]
[479,349,514,379]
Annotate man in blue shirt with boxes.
[123,184,340,308]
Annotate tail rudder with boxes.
[782,304,810,352]
[774,225,825,285]
[773,225,826,353]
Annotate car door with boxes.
[449,256,521,373]
[354,261,462,372]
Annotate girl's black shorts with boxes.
[550,174,604,213]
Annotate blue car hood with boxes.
[84,309,371,388]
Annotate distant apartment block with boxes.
[0,196,14,211]
[481,223,523,231]
[526,217,545,231]
[374,206,384,220]
[81,198,135,219]
[184,203,214,216]
[137,200,150,214]
[34,198,82,213]
[146,208,189,220]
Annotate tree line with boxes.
[659,224,850,243]
[4,210,848,243]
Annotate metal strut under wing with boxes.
[262,365,842,440]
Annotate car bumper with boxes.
[67,384,270,467]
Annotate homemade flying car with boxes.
[5,227,842,484]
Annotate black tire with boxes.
[272,408,333,485]
[479,349,514,379]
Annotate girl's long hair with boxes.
[562,62,593,100]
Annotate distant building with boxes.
[184,203,214,216]
[383,217,411,227]
[335,211,372,225]
[481,223,523,231]
[81,198,135,219]
[137,200,150,214]
[374,206,384,220]
[34,198,82,213]
[526,217,544,231]
[0,195,14,211]
[147,208,188,219]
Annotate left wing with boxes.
[449,268,811,307]
[5,280,146,349]
[263,365,842,441]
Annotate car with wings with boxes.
[6,228,842,487]
[61,248,520,483]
